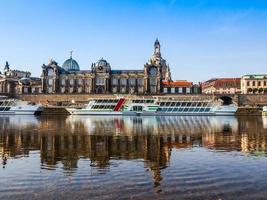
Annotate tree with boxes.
[264,88,267,93]
[247,88,253,93]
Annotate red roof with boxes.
[202,78,241,89]
[162,80,193,87]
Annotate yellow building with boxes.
[241,74,267,94]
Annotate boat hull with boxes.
[66,110,236,116]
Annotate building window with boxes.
[48,79,53,86]
[48,87,52,93]
[112,78,118,85]
[85,79,91,85]
[78,79,83,85]
[61,79,65,85]
[171,88,175,93]
[258,81,261,86]
[23,88,28,94]
[247,81,250,86]
[61,87,65,93]
[48,69,53,76]
[163,88,168,93]
[137,78,143,86]
[149,79,156,86]
[150,86,156,93]
[186,87,191,94]
[149,67,157,76]
[69,79,74,85]
[120,78,127,86]
[252,81,255,86]
[96,77,105,85]
[178,87,182,93]
[264,81,266,86]
[129,78,136,86]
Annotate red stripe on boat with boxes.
[114,98,125,111]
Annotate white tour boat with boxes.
[66,96,238,116]
[0,96,43,115]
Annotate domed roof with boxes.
[62,55,80,71]
[95,58,110,68]
[19,77,31,85]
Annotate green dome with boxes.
[62,57,80,71]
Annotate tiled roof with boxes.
[162,80,193,87]
[202,78,241,89]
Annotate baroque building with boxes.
[241,74,267,94]
[41,39,172,94]
[201,78,241,94]
[0,61,42,95]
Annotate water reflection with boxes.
[1,115,267,199]
[1,116,267,169]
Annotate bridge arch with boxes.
[219,96,233,105]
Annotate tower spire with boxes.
[154,38,161,55]
[70,50,73,59]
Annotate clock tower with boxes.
[144,39,171,94]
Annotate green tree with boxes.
[247,88,253,93]
[258,88,264,93]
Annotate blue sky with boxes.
[0,0,267,82]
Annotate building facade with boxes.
[162,80,201,94]
[241,74,267,94]
[0,62,42,95]
[41,39,173,95]
[201,78,241,94]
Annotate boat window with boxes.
[132,106,143,111]
[166,102,171,106]
[0,107,11,111]
[204,108,210,112]
[189,108,194,112]
[200,108,205,112]
[173,108,178,112]
[191,102,197,106]
[181,102,187,106]
[175,102,181,107]
[184,108,189,112]
[160,102,165,106]
[167,108,173,112]
[187,102,192,107]
[171,102,175,106]
[195,108,200,112]
[197,102,202,107]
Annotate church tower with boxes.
[144,39,172,94]
[154,38,161,56]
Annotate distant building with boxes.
[162,80,201,94]
[0,62,42,95]
[41,39,173,95]
[241,74,267,94]
[201,78,241,94]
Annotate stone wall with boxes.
[16,94,214,106]
[238,94,267,106]
[15,94,267,107]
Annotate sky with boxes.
[0,0,267,82]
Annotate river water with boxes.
[0,115,267,200]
